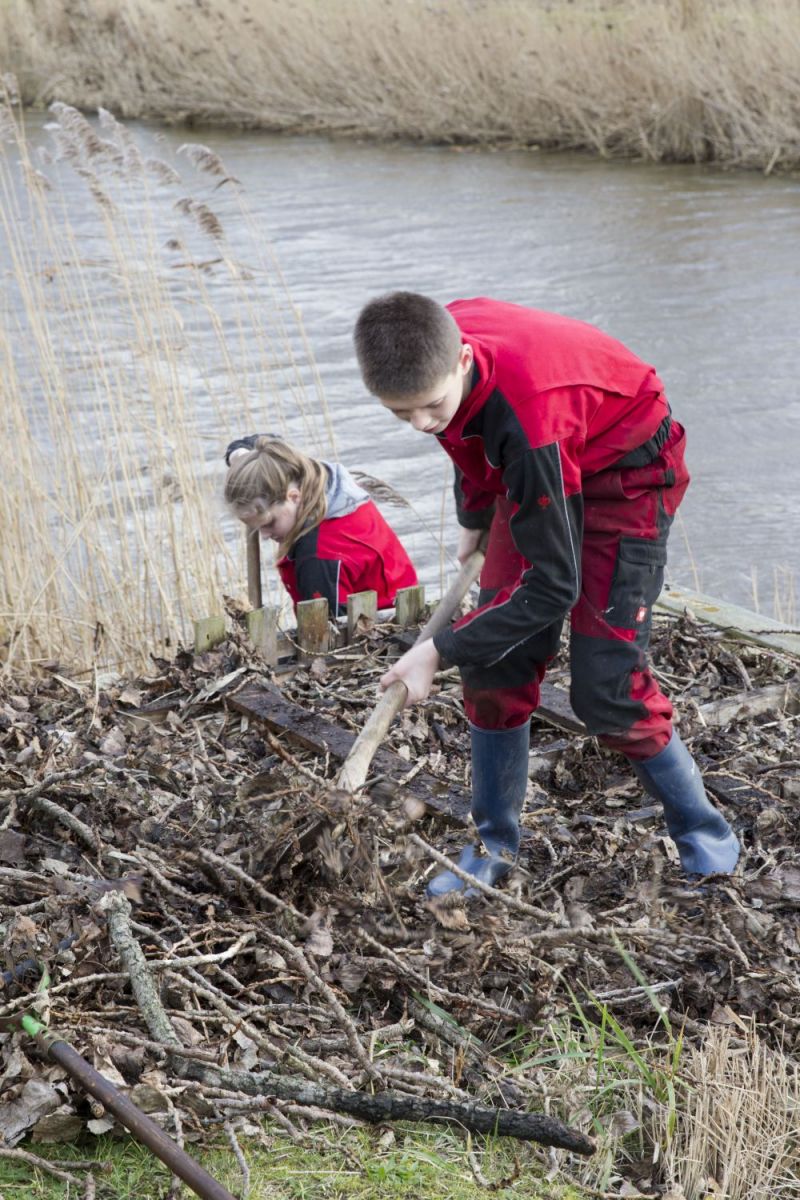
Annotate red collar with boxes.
[438,338,495,444]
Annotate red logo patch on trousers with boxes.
[635,606,648,623]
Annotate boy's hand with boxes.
[380,640,441,707]
[457,526,484,564]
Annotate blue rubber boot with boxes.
[630,732,740,875]
[427,721,531,897]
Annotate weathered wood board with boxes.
[228,681,471,825]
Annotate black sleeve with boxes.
[453,467,495,531]
[434,442,583,668]
[292,528,342,614]
[224,433,269,466]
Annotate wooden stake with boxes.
[296,598,329,660]
[337,545,485,793]
[346,590,378,644]
[394,584,425,628]
[246,530,263,610]
[246,606,279,665]
[194,616,226,654]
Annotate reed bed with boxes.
[0,84,332,675]
[2,1,800,170]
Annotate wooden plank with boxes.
[696,678,800,727]
[657,585,800,658]
[246,605,279,665]
[395,584,425,628]
[296,598,329,659]
[698,759,784,812]
[346,590,378,644]
[193,616,226,654]
[227,681,471,825]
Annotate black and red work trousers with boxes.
[461,420,690,761]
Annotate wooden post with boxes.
[246,529,263,610]
[346,590,378,644]
[394,584,425,628]
[296,598,329,660]
[193,616,226,654]
[246,606,279,665]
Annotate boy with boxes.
[354,293,739,896]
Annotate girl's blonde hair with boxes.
[224,436,328,557]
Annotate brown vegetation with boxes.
[1,608,799,1195]
[2,1,800,170]
[0,91,330,675]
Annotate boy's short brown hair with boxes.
[354,291,462,397]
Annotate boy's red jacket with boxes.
[278,499,418,613]
[432,297,673,670]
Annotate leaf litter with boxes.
[1,607,799,1195]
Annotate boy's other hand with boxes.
[457,526,484,564]
[380,640,440,707]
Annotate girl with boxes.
[224,435,418,614]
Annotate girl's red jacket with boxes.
[277,499,418,613]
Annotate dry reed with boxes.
[0,88,332,674]
[2,1,800,170]
[655,1026,800,1199]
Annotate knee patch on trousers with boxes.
[569,632,649,735]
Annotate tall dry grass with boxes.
[0,82,332,675]
[1,0,799,170]
[530,1004,800,1199]
[654,1026,800,1199]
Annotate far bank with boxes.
[2,0,800,171]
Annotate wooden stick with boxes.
[177,1059,595,1153]
[337,545,485,793]
[246,528,263,609]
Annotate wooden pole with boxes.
[246,529,263,610]
[337,545,485,793]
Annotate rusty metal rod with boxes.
[29,1023,236,1200]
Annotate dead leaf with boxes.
[0,1079,61,1146]
[305,925,334,958]
[87,1115,116,1135]
[30,1104,83,1143]
[99,726,127,757]
[0,828,27,866]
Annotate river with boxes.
[8,116,800,618]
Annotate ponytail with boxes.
[224,436,327,557]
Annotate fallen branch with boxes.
[103,892,182,1049]
[410,832,556,921]
[3,763,102,851]
[0,1146,82,1186]
[177,1059,595,1154]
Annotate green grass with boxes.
[0,1126,584,1199]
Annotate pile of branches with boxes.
[1,609,799,1190]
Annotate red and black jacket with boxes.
[432,298,671,670]
[278,500,418,614]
